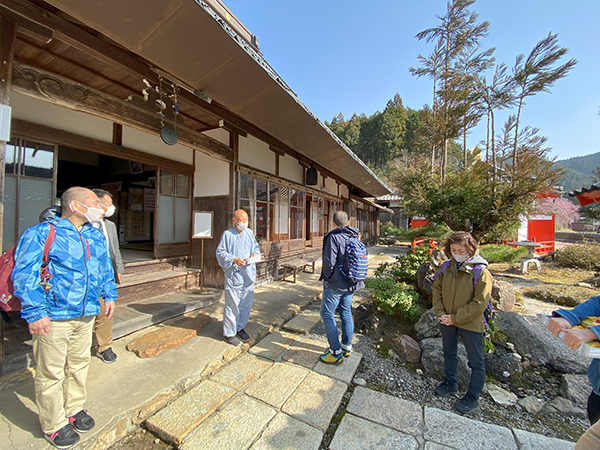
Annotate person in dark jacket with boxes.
[319,210,364,364]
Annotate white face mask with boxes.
[104,204,116,218]
[236,221,248,231]
[73,201,104,223]
[452,253,470,263]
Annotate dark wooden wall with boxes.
[193,195,230,288]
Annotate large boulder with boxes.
[560,374,592,409]
[495,311,588,373]
[353,303,387,340]
[420,337,471,388]
[417,262,437,300]
[491,280,516,311]
[391,335,422,364]
[483,352,522,383]
[415,308,441,341]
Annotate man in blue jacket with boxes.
[12,187,118,449]
[319,211,364,364]
[547,295,600,426]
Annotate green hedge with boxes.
[479,244,528,263]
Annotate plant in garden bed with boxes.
[555,242,600,271]
[375,242,432,283]
[364,277,421,321]
[480,244,528,264]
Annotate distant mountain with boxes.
[555,152,599,194]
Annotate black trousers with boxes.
[589,391,600,425]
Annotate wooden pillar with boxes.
[228,131,239,218]
[0,14,16,364]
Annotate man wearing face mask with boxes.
[91,189,124,364]
[216,209,260,345]
[12,187,118,449]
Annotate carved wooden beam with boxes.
[11,62,233,162]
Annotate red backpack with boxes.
[0,224,55,312]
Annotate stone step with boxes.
[112,288,223,340]
[122,256,190,275]
[117,268,201,305]
[282,310,321,334]
[125,313,212,359]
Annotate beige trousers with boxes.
[576,419,600,450]
[32,316,95,434]
[94,297,113,353]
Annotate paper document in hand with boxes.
[541,314,600,358]
[247,253,265,264]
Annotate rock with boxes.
[518,396,545,414]
[491,280,516,311]
[126,314,211,358]
[560,374,592,409]
[353,378,367,387]
[415,308,441,341]
[353,303,387,339]
[495,311,588,372]
[483,353,522,383]
[543,397,587,418]
[420,338,471,388]
[487,384,518,406]
[417,262,437,300]
[391,335,422,364]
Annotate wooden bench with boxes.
[281,258,318,283]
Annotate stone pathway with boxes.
[143,309,576,449]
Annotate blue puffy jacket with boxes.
[554,296,600,396]
[319,226,365,292]
[12,217,118,324]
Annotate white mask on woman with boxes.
[452,253,470,263]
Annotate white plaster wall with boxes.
[325,177,337,194]
[122,126,193,165]
[239,134,275,174]
[10,92,112,142]
[202,128,229,146]
[194,151,229,197]
[279,154,303,184]
[340,184,349,199]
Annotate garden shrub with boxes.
[375,242,431,283]
[364,277,420,321]
[479,244,528,264]
[555,242,600,271]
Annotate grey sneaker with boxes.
[223,335,241,346]
[237,329,250,341]
[455,394,480,414]
[97,347,117,364]
[434,381,459,397]
[69,410,95,433]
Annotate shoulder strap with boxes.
[472,264,485,285]
[42,224,55,265]
[441,260,451,274]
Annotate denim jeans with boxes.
[320,281,354,356]
[440,324,486,399]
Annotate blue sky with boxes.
[223,0,599,162]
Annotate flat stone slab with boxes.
[424,443,455,450]
[347,386,423,436]
[210,353,272,390]
[181,395,276,450]
[282,337,327,369]
[329,414,419,450]
[282,371,347,431]
[126,314,211,358]
[250,330,299,360]
[314,352,363,384]
[283,310,322,334]
[245,362,310,408]
[145,379,235,444]
[424,407,518,450]
[249,413,323,450]
[512,428,575,450]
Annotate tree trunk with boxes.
[485,112,490,164]
[463,119,468,168]
[512,96,524,182]
[491,109,497,178]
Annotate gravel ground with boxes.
[305,294,589,444]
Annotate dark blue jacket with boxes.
[319,226,364,292]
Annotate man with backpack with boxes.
[12,187,117,449]
[319,210,367,364]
